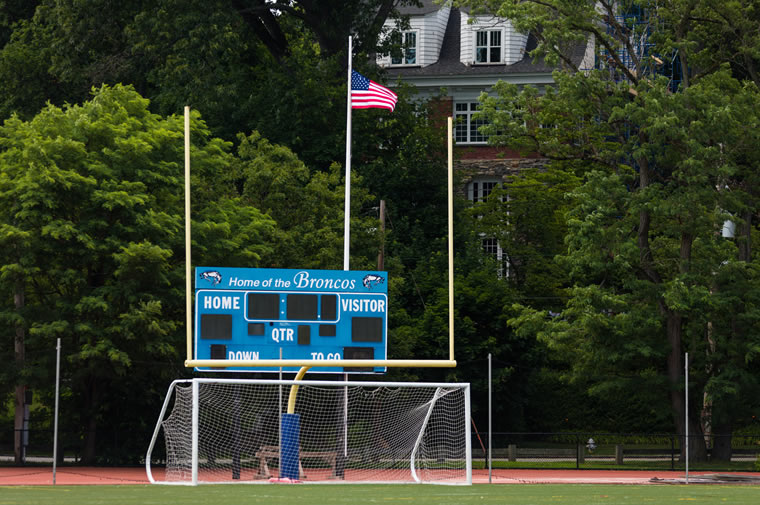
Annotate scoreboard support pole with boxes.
[280,366,310,480]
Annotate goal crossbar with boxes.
[185,359,457,369]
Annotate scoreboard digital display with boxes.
[194,267,388,373]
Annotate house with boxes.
[378,1,586,274]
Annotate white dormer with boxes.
[460,14,527,65]
[378,6,451,68]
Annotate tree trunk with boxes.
[13,283,25,465]
[667,326,708,463]
[711,421,733,461]
[665,233,708,461]
[80,379,99,464]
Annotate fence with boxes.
[1,426,160,465]
[469,432,760,472]
[3,428,759,472]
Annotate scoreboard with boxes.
[194,267,388,373]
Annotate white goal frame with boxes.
[145,378,471,485]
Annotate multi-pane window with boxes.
[475,30,502,63]
[454,102,488,144]
[470,181,499,202]
[391,31,417,65]
[482,238,509,279]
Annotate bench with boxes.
[622,448,675,459]
[515,447,576,459]
[254,445,337,479]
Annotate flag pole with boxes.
[343,36,353,272]
[184,106,192,363]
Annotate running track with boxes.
[2,467,754,486]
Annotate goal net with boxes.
[146,378,471,485]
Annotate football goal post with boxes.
[146,378,471,485]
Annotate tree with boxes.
[0,0,38,47]
[229,0,418,65]
[465,0,760,458]
[0,84,276,462]
[234,130,379,269]
[0,1,419,164]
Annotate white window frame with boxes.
[481,237,509,279]
[475,29,502,64]
[455,102,488,144]
[391,30,418,66]
[468,180,501,203]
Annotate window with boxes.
[475,30,502,63]
[391,31,417,65]
[470,180,499,203]
[482,237,509,279]
[455,102,488,144]
[469,179,510,279]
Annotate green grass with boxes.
[1,483,759,505]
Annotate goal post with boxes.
[146,378,471,485]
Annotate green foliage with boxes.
[234,130,378,269]
[0,84,279,462]
[470,0,760,441]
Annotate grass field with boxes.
[1,483,759,505]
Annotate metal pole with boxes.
[488,353,492,483]
[343,36,353,271]
[685,352,689,484]
[278,348,282,473]
[52,338,61,485]
[343,372,348,478]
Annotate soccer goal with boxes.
[146,378,471,485]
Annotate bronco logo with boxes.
[362,274,385,290]
[200,270,222,286]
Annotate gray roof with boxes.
[395,0,442,16]
[385,8,584,82]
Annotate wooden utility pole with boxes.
[377,200,385,271]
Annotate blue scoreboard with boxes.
[194,267,388,373]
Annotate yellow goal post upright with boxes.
[182,110,457,372]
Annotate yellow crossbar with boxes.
[185,359,457,369]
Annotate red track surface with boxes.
[2,466,750,486]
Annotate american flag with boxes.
[351,71,397,111]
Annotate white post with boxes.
[184,106,192,363]
[52,338,61,485]
[343,373,348,459]
[685,352,689,484]
[465,384,472,485]
[191,380,199,485]
[146,380,191,483]
[343,36,353,271]
[488,352,492,483]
